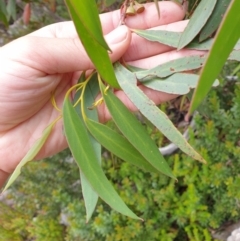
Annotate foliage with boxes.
[1,0,240,240]
[0,150,79,240]
[1,74,240,240]
[190,0,240,112]
[2,0,216,219]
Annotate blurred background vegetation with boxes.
[1,0,240,240]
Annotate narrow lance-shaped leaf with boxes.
[135,55,206,80]
[85,118,157,173]
[126,64,146,72]
[63,98,141,220]
[2,120,56,192]
[231,63,240,76]
[99,82,175,179]
[6,0,16,21]
[114,62,206,163]
[133,29,181,48]
[187,38,213,51]
[142,73,219,95]
[199,0,231,42]
[65,0,109,50]
[190,0,240,113]
[0,1,8,27]
[178,0,217,50]
[80,171,98,223]
[73,73,101,222]
[64,0,119,88]
[133,28,213,50]
[132,29,240,51]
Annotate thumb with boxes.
[105,25,131,62]
[2,25,131,74]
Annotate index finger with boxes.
[101,1,185,33]
[28,1,185,38]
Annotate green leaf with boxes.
[2,121,56,192]
[135,55,206,80]
[186,38,240,50]
[133,29,181,48]
[133,29,214,50]
[142,73,218,95]
[0,10,8,27]
[126,64,146,72]
[80,170,98,223]
[64,0,119,88]
[99,82,175,179]
[231,63,240,76]
[63,98,141,220]
[65,0,109,50]
[187,38,213,50]
[0,1,8,26]
[73,73,101,223]
[133,29,240,51]
[0,1,7,15]
[114,62,206,163]
[178,0,217,50]
[190,0,240,113]
[199,0,231,42]
[85,119,157,173]
[6,0,16,21]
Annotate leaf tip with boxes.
[202,159,207,164]
[197,156,207,164]
[1,185,9,194]
[177,44,184,51]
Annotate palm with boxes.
[0,57,75,169]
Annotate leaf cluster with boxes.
[2,76,240,240]
[2,0,240,230]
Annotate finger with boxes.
[123,20,189,62]
[29,1,185,38]
[101,1,186,33]
[3,25,131,74]
[27,3,187,66]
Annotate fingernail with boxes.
[107,25,129,45]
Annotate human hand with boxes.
[0,1,200,188]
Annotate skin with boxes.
[0,2,202,189]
